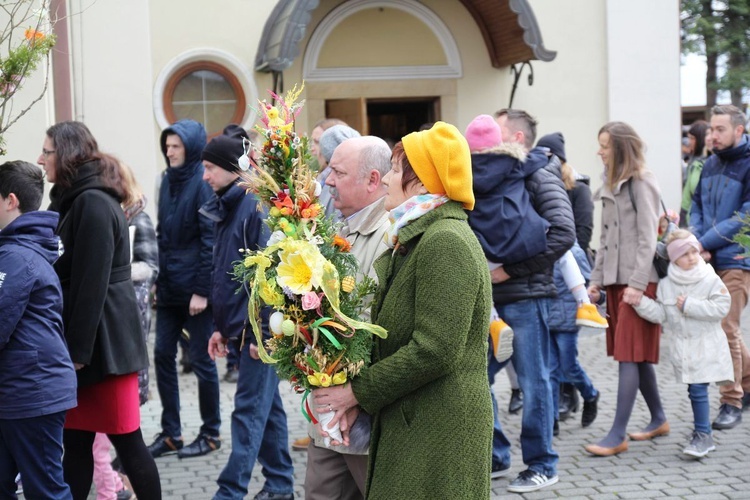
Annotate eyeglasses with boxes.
[42,148,55,157]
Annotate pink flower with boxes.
[301,291,321,311]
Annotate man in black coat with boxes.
[202,125,295,500]
[487,109,575,493]
[149,119,222,459]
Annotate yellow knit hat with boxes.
[402,122,475,210]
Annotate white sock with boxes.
[490,306,500,322]
[572,286,590,306]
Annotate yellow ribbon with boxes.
[319,262,387,338]
[246,258,277,364]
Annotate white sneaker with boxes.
[507,469,559,493]
[683,430,715,458]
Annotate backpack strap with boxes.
[627,178,668,217]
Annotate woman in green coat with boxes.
[314,122,494,499]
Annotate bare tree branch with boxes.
[2,52,48,132]
[0,0,55,151]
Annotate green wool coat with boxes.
[351,201,493,500]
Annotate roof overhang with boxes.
[255,0,555,73]
[255,0,320,72]
[458,0,556,68]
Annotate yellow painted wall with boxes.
[317,7,447,67]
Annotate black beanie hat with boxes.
[201,124,249,172]
[537,132,566,163]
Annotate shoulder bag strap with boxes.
[627,177,667,217]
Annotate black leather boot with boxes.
[582,392,599,427]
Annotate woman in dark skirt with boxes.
[40,121,161,499]
[584,121,667,457]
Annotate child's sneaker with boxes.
[576,303,608,329]
[490,317,514,363]
[683,430,715,458]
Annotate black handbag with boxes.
[627,179,672,279]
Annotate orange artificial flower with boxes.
[24,28,45,42]
[272,192,294,216]
[333,235,352,253]
[300,204,321,219]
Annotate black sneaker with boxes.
[177,433,221,459]
[558,383,579,422]
[507,469,559,493]
[147,432,183,458]
[223,367,239,383]
[253,490,294,500]
[116,488,133,500]
[508,389,523,414]
[491,461,511,479]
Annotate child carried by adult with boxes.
[464,115,608,363]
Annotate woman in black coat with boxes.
[40,121,161,500]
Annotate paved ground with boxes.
[103,310,750,499]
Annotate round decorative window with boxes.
[162,61,246,136]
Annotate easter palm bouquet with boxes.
[233,84,386,442]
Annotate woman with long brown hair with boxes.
[584,121,668,456]
[39,121,161,499]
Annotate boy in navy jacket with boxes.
[0,160,77,498]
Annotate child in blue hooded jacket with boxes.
[465,116,608,362]
[0,160,77,499]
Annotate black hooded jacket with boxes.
[156,119,215,305]
[492,151,576,305]
[568,172,594,253]
[468,143,550,265]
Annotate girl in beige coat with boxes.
[585,122,668,457]
[635,229,733,458]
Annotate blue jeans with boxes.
[494,298,558,477]
[154,305,221,438]
[550,330,598,416]
[488,352,512,468]
[688,383,711,434]
[214,341,294,499]
[0,411,71,499]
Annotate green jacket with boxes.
[681,156,705,225]
[351,201,493,500]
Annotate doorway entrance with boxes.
[325,97,440,146]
